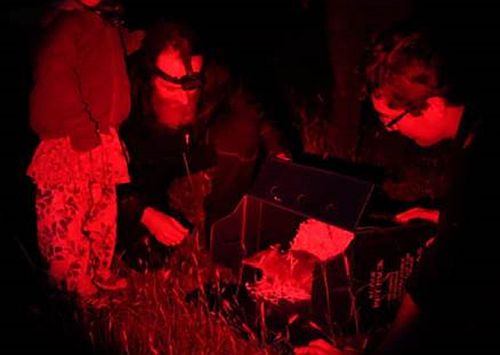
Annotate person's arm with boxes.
[118,124,192,246]
[119,183,189,247]
[394,207,440,224]
[372,293,422,354]
[204,88,263,223]
[204,149,257,224]
[231,86,292,159]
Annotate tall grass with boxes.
[77,235,283,354]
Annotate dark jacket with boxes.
[117,60,287,268]
[405,107,499,349]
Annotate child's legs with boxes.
[35,183,91,292]
[83,183,118,280]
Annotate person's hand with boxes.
[140,207,189,246]
[394,207,439,224]
[274,151,292,161]
[126,30,146,54]
[294,339,361,355]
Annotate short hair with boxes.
[363,26,459,110]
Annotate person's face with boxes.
[151,47,203,129]
[79,0,102,7]
[371,94,455,147]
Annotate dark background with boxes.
[2,0,498,352]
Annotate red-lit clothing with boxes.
[30,9,130,150]
[27,6,131,295]
[34,163,120,293]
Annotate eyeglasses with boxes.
[153,66,204,91]
[384,101,428,128]
[385,107,413,128]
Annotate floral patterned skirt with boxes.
[28,129,130,187]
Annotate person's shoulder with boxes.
[44,10,89,35]
[34,10,88,53]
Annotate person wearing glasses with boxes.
[117,21,288,269]
[358,26,472,225]
[362,25,498,354]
